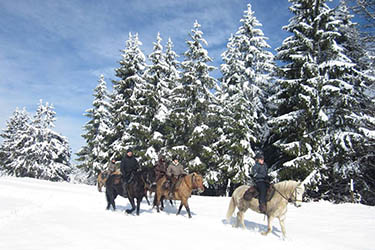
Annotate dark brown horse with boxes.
[154,173,204,218]
[105,168,154,215]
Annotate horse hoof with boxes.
[125,209,132,214]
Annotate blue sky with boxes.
[0,0,339,160]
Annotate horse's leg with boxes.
[179,199,191,218]
[278,214,287,239]
[261,215,274,236]
[105,191,111,210]
[126,197,136,214]
[185,203,192,219]
[145,194,150,206]
[136,197,142,216]
[112,194,117,210]
[106,190,116,210]
[236,210,246,229]
[177,203,183,215]
[154,192,161,212]
[160,197,165,211]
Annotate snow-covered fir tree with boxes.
[162,37,182,158]
[109,33,147,162]
[164,37,181,90]
[0,108,31,174]
[76,75,113,179]
[1,101,71,181]
[218,3,276,189]
[167,20,220,175]
[271,0,375,204]
[142,34,180,164]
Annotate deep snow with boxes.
[0,177,374,250]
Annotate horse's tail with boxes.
[226,195,236,223]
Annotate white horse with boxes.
[226,180,305,238]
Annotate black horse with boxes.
[105,168,155,215]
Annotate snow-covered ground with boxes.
[0,177,374,250]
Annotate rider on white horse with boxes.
[250,152,270,214]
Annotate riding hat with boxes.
[255,152,264,160]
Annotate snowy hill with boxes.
[0,177,374,250]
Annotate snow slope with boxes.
[0,177,374,250]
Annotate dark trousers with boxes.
[256,181,268,205]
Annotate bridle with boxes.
[274,183,304,206]
[184,173,203,192]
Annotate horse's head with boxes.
[292,182,305,207]
[191,173,205,193]
[101,170,110,180]
[139,168,155,188]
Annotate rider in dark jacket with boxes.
[154,154,167,184]
[120,148,139,184]
[250,152,270,214]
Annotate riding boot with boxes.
[259,202,267,214]
[169,183,175,199]
[168,176,177,199]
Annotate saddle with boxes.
[243,184,275,202]
[162,176,183,190]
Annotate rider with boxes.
[120,148,140,192]
[166,155,186,199]
[107,158,118,173]
[154,154,167,184]
[250,152,270,214]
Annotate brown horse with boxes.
[97,169,121,192]
[154,173,204,218]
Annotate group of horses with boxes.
[99,167,307,238]
[103,167,205,218]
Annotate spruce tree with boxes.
[168,20,220,174]
[219,4,276,188]
[0,108,31,174]
[77,75,113,179]
[272,0,375,204]
[109,33,147,161]
[1,101,71,181]
[142,34,181,164]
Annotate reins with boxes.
[274,187,291,202]
[274,183,302,204]
[182,174,194,190]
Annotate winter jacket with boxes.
[120,155,139,180]
[154,159,167,174]
[251,162,269,183]
[167,162,186,177]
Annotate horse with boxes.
[154,173,204,218]
[97,169,121,192]
[225,180,305,238]
[105,168,154,215]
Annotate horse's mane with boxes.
[274,180,299,193]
